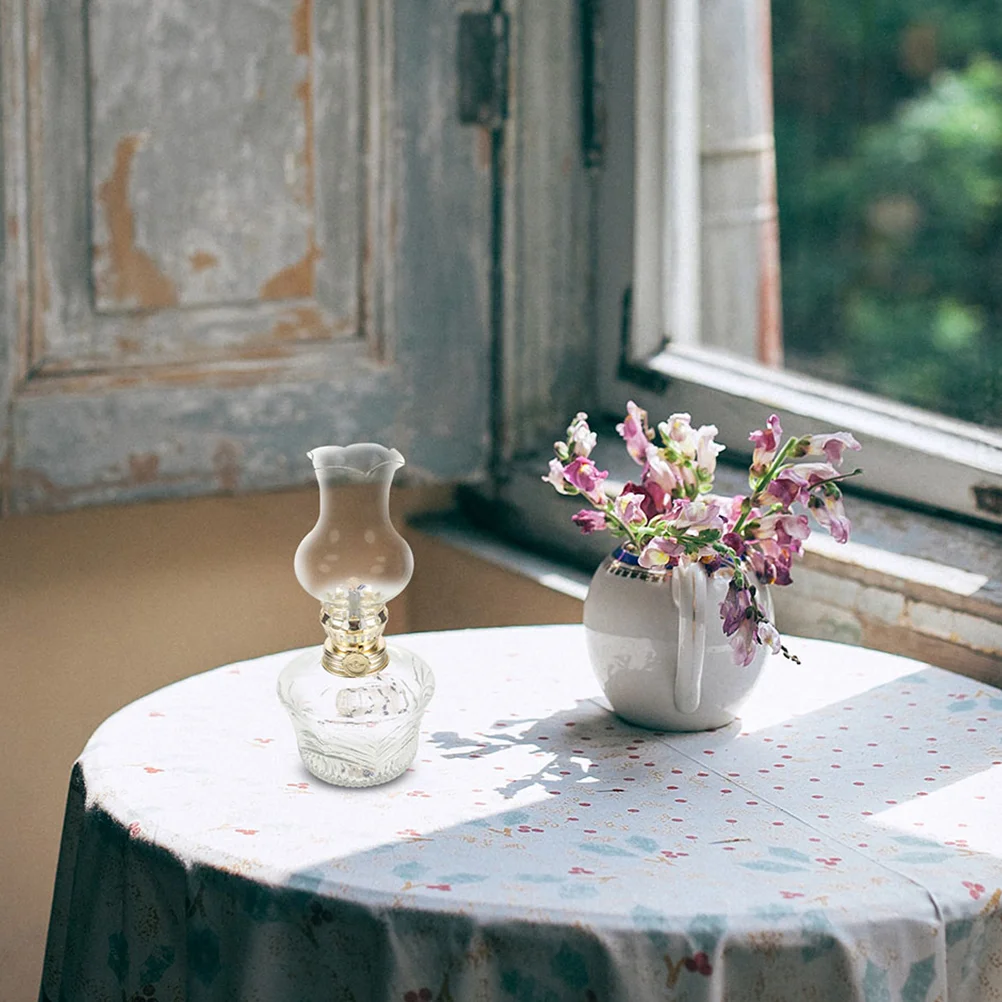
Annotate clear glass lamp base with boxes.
[277,643,435,787]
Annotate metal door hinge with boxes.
[457,11,509,129]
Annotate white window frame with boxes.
[601,0,1002,526]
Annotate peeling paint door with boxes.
[0,0,494,512]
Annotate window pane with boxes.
[774,1,1002,428]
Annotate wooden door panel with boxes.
[88,0,320,314]
[34,0,361,373]
[1,0,494,513]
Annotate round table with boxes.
[41,625,1002,1002]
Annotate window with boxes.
[594,0,1002,525]
[452,0,1002,679]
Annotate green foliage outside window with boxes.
[773,0,1002,427]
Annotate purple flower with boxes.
[613,491,648,526]
[667,497,725,531]
[730,626,758,666]
[571,509,608,534]
[723,495,749,526]
[760,462,839,509]
[720,581,752,632]
[638,532,721,570]
[720,582,758,666]
[753,512,810,545]
[617,401,654,464]
[808,487,852,543]
[759,469,807,508]
[643,444,681,495]
[749,414,783,477]
[798,431,861,467]
[623,479,667,520]
[563,456,609,504]
[796,461,842,486]
[721,531,747,557]
[638,536,687,569]
[746,537,797,586]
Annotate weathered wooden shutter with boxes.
[0,0,494,514]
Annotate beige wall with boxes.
[0,488,579,1002]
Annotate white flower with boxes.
[695,424,725,477]
[567,412,598,458]
[756,619,782,655]
[542,458,569,493]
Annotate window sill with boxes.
[424,448,1002,686]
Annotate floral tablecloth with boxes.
[41,625,1002,1002]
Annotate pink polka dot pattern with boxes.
[42,627,1002,1002]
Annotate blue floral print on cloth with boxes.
[40,626,1002,1002]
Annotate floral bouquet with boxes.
[543,403,861,666]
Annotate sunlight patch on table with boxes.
[868,764,1002,857]
[737,638,926,733]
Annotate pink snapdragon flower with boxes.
[808,487,852,543]
[637,536,689,568]
[720,583,759,666]
[643,444,681,495]
[745,535,798,586]
[637,498,724,569]
[543,404,861,668]
[797,431,861,466]
[659,413,698,457]
[638,534,720,569]
[617,401,654,464]
[668,497,725,531]
[572,509,608,534]
[721,530,747,557]
[739,511,809,587]
[622,479,667,520]
[720,582,751,635]
[563,456,609,504]
[641,415,723,499]
[613,491,648,526]
[751,512,811,545]
[758,468,808,508]
[542,455,610,505]
[749,414,784,478]
[760,462,840,509]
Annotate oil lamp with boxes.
[277,444,435,787]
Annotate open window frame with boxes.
[446,0,1002,683]
[597,0,1002,527]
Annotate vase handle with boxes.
[671,562,706,714]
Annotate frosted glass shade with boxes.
[293,443,414,609]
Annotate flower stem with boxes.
[731,437,804,536]
[808,468,863,491]
[602,505,641,551]
[752,437,799,497]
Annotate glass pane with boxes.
[774,1,1002,427]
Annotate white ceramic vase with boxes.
[583,551,771,731]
